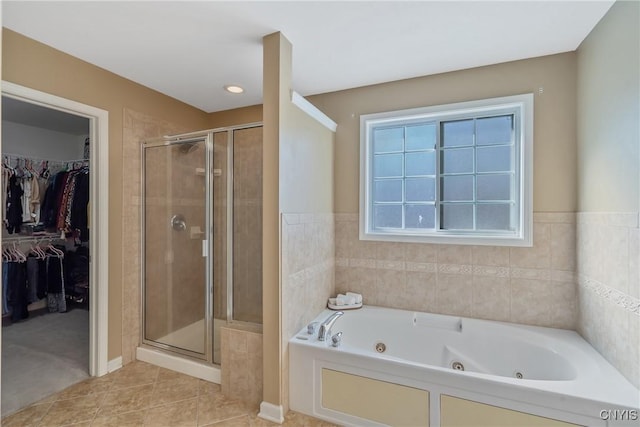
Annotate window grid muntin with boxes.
[365,99,527,240]
[372,123,436,231]
[438,114,516,231]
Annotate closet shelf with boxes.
[2,233,64,244]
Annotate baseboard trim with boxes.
[107,356,123,373]
[136,346,220,383]
[258,401,284,424]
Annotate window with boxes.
[360,94,533,246]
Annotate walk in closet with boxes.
[1,96,92,416]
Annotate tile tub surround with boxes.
[221,326,263,408]
[1,361,335,427]
[577,212,640,388]
[281,213,335,411]
[335,212,577,329]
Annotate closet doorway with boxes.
[0,82,109,417]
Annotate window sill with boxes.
[359,229,532,247]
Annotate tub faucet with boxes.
[318,311,344,341]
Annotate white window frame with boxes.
[359,93,533,247]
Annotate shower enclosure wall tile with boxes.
[220,327,262,408]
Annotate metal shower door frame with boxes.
[140,132,214,362]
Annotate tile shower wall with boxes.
[232,126,263,324]
[122,109,193,364]
[577,212,640,388]
[335,212,577,329]
[220,326,263,407]
[281,213,335,411]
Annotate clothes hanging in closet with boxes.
[40,168,90,240]
[3,260,28,321]
[1,244,68,319]
[6,175,24,234]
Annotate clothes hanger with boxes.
[12,243,27,262]
[29,244,45,260]
[2,246,11,262]
[47,243,64,258]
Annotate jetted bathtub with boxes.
[289,306,639,427]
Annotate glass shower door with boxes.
[142,135,211,360]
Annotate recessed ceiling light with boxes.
[224,85,244,94]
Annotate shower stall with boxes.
[140,124,262,367]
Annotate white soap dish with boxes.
[327,301,362,310]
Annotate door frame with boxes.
[140,133,213,362]
[1,81,109,377]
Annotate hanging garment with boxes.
[46,251,66,313]
[21,177,32,223]
[2,168,11,228]
[6,175,24,234]
[70,170,90,240]
[37,257,47,300]
[56,172,73,231]
[65,246,89,296]
[7,261,29,321]
[29,174,41,223]
[2,260,9,315]
[40,172,63,228]
[26,255,40,304]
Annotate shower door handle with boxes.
[202,239,208,257]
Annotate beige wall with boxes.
[261,31,284,409]
[577,1,639,213]
[262,31,336,413]
[2,29,210,360]
[209,105,262,129]
[309,52,577,214]
[575,1,640,388]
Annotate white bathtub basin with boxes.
[289,305,639,426]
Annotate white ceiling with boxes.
[2,1,613,113]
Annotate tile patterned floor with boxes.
[2,361,337,427]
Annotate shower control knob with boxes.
[171,214,187,231]
[307,322,318,335]
[331,332,343,348]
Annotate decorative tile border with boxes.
[579,275,640,315]
[510,267,551,280]
[473,265,510,278]
[438,263,473,275]
[337,257,580,283]
[577,212,639,228]
[405,262,437,273]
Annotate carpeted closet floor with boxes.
[1,308,89,417]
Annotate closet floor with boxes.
[1,360,336,427]
[1,307,89,417]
